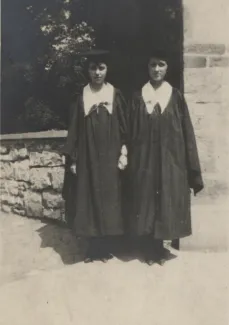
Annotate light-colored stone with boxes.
[184,67,229,103]
[13,160,30,181]
[0,162,14,180]
[184,55,207,68]
[0,181,8,196]
[18,181,29,191]
[0,148,26,162]
[29,168,51,191]
[12,207,26,216]
[0,154,11,162]
[17,148,29,159]
[42,191,64,209]
[1,204,11,213]
[17,181,29,198]
[184,43,226,55]
[18,182,29,191]
[0,188,8,196]
[29,151,63,167]
[0,179,18,195]
[49,167,65,192]
[43,208,62,220]
[24,191,43,218]
[0,146,8,154]
[5,180,19,196]
[183,0,228,44]
[11,149,20,161]
[1,194,16,206]
[1,195,23,207]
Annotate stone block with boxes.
[1,204,11,213]
[17,181,29,198]
[0,163,14,180]
[196,139,216,174]
[24,191,43,218]
[0,148,28,162]
[12,207,26,216]
[13,160,30,181]
[29,151,63,167]
[0,146,8,154]
[1,194,23,207]
[49,167,65,192]
[18,181,29,191]
[4,180,19,196]
[42,191,64,209]
[184,55,207,68]
[1,194,16,206]
[18,148,29,159]
[0,187,8,196]
[209,56,229,67]
[29,168,51,191]
[43,208,62,220]
[184,67,229,103]
[0,154,11,162]
[184,44,226,55]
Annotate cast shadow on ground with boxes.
[37,220,177,265]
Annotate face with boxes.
[88,62,108,85]
[148,57,168,83]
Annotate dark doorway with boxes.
[86,0,183,95]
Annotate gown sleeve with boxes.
[129,92,142,144]
[115,89,128,146]
[178,90,204,195]
[62,98,79,163]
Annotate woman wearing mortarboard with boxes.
[62,50,128,263]
[128,48,204,265]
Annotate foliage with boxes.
[2,0,95,133]
[17,97,66,131]
[1,0,183,134]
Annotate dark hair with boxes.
[148,48,169,64]
[85,54,110,68]
[83,57,110,82]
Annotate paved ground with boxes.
[0,212,228,325]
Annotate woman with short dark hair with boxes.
[128,49,204,265]
[62,50,128,263]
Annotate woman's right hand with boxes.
[70,162,77,175]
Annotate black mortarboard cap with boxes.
[77,49,110,64]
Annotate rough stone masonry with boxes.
[0,135,67,221]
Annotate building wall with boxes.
[183,0,229,204]
[181,0,229,250]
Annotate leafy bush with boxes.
[17,97,66,132]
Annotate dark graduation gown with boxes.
[128,87,203,239]
[62,88,128,237]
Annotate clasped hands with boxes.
[70,145,128,175]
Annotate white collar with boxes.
[142,81,172,114]
[83,83,114,116]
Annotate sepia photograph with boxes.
[0,0,228,324]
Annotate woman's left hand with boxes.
[118,154,128,170]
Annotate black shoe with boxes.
[84,257,94,263]
[157,257,166,266]
[100,253,113,263]
[145,258,156,266]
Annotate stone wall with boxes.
[183,45,229,204]
[0,132,67,221]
